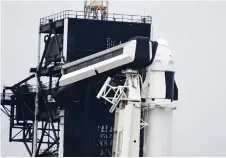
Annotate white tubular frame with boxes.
[96,77,130,113]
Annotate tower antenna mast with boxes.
[84,0,109,20]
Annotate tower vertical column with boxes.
[63,18,68,62]
[58,110,65,157]
[32,32,41,157]
[58,18,69,157]
[113,70,142,157]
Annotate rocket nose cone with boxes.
[157,38,170,47]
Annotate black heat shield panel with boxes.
[66,18,151,62]
[165,72,179,101]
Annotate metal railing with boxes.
[1,93,14,100]
[40,10,152,25]
[28,80,59,92]
[0,80,58,99]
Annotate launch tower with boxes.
[1,4,152,157]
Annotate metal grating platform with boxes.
[40,10,152,26]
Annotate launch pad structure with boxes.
[1,6,153,157]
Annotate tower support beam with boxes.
[97,70,142,157]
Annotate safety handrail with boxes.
[40,10,152,25]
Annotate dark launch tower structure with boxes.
[1,10,151,157]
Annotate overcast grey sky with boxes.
[1,1,226,157]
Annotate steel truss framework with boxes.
[1,19,64,157]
